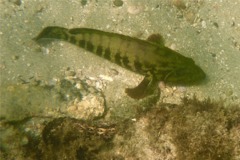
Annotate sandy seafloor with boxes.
[0,0,240,159]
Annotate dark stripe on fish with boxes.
[122,56,130,69]
[134,60,142,71]
[79,40,86,48]
[115,52,122,65]
[104,48,111,60]
[87,41,94,52]
[96,45,103,56]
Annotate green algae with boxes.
[146,97,240,160]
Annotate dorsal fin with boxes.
[147,34,165,47]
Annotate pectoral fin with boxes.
[125,74,158,99]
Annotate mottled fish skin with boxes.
[34,26,206,99]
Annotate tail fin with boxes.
[33,26,69,42]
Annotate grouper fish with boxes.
[34,26,206,99]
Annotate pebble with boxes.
[12,55,19,60]
[41,47,49,55]
[201,21,207,28]
[113,0,123,7]
[20,136,29,145]
[127,5,144,14]
[172,0,186,10]
[81,0,87,6]
[99,74,113,81]
[65,70,76,77]
[67,95,105,119]
[9,0,22,6]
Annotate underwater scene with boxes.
[0,0,240,159]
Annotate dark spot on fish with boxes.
[96,45,103,56]
[86,41,94,52]
[79,40,86,48]
[134,60,142,71]
[115,52,121,65]
[104,48,111,60]
[122,56,130,68]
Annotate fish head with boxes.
[164,60,206,85]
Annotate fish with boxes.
[34,26,206,99]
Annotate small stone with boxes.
[65,70,76,77]
[172,0,186,10]
[41,47,49,55]
[113,0,123,7]
[231,20,235,27]
[88,87,97,93]
[67,95,105,119]
[211,53,216,58]
[95,81,103,90]
[75,83,83,89]
[109,68,119,75]
[30,79,41,86]
[9,0,22,6]
[81,0,87,6]
[67,105,77,112]
[20,136,29,145]
[201,21,207,28]
[99,75,113,81]
[184,11,195,24]
[225,89,233,96]
[213,22,219,28]
[12,55,19,60]
[127,5,143,14]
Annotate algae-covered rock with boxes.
[0,77,106,121]
[146,97,240,160]
[40,117,116,160]
[1,97,239,160]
